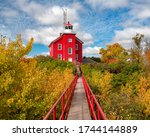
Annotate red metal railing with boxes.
[82,75,107,120]
[43,75,78,120]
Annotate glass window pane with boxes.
[68,48,72,54]
[58,44,62,50]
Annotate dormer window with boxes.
[58,44,62,50]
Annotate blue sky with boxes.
[0,0,150,57]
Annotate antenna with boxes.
[62,8,67,29]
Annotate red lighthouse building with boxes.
[49,21,83,63]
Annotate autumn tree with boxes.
[0,35,75,119]
[0,35,33,95]
[144,38,150,66]
[99,43,128,63]
[130,33,144,62]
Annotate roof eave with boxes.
[76,37,84,44]
[48,35,63,48]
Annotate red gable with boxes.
[49,34,83,47]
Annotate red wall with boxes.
[63,34,76,61]
[75,39,82,63]
[50,33,83,63]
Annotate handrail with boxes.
[43,75,78,120]
[82,75,107,120]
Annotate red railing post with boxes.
[65,88,69,100]
[43,75,107,120]
[82,75,107,120]
[61,95,65,120]
[53,107,56,120]
[91,95,94,110]
[97,109,101,120]
[43,75,78,120]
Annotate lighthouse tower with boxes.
[64,21,74,33]
[49,15,83,63]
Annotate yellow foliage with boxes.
[98,72,112,94]
[7,98,14,107]
[0,35,74,119]
[107,111,118,120]
[89,71,112,101]
[121,83,133,99]
[145,50,150,65]
[99,43,127,63]
[136,76,150,116]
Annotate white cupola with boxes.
[64,21,74,33]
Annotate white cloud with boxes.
[110,0,150,49]
[24,26,63,45]
[119,1,150,28]
[129,1,150,19]
[120,19,141,28]
[112,27,150,49]
[15,0,62,25]
[77,32,94,46]
[83,46,101,55]
[86,0,128,9]
[17,0,93,46]
[24,26,94,47]
[1,8,18,18]
[13,0,93,47]
[14,0,82,25]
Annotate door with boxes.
[68,58,72,62]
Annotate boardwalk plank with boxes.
[67,77,91,120]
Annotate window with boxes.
[58,54,62,60]
[58,44,62,50]
[68,38,72,42]
[76,54,78,60]
[75,44,78,50]
[68,48,72,54]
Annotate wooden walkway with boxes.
[67,77,91,120]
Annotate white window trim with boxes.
[58,44,62,50]
[68,48,72,54]
[68,38,72,42]
[58,54,62,60]
[76,44,78,50]
[76,54,78,60]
